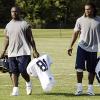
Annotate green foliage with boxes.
[0,0,15,27]
[0,0,100,28]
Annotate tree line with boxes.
[0,0,100,28]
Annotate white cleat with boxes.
[75,90,83,96]
[75,83,83,96]
[87,91,95,96]
[11,87,19,96]
[87,85,95,96]
[26,81,32,95]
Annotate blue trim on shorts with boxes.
[75,46,97,73]
[8,55,31,74]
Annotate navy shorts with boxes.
[75,46,97,73]
[8,55,31,74]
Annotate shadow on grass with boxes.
[34,92,100,97]
[44,92,74,96]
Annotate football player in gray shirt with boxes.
[68,2,100,96]
[0,6,39,96]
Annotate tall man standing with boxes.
[67,2,100,95]
[0,6,39,96]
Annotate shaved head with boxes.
[11,6,20,20]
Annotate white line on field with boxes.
[0,73,68,76]
[0,73,89,77]
[0,73,9,76]
[69,74,76,76]
[0,84,100,87]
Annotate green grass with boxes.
[32,29,73,38]
[0,29,73,38]
[0,29,100,100]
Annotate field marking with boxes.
[0,73,9,76]
[0,73,71,77]
[0,73,90,76]
[0,73,67,76]
[69,74,76,76]
[0,84,100,87]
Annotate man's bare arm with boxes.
[67,30,80,56]
[26,27,39,58]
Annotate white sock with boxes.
[77,83,82,87]
[88,84,93,90]
[76,83,82,91]
[13,87,19,93]
[13,87,18,90]
[26,81,32,86]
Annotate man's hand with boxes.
[0,51,5,59]
[67,47,73,56]
[33,50,39,58]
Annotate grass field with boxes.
[0,29,100,100]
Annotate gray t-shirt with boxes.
[5,19,31,57]
[74,15,100,52]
